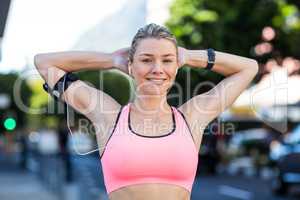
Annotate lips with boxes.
[146,77,167,80]
[146,78,167,84]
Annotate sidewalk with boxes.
[0,153,58,200]
[0,171,58,200]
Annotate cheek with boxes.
[166,66,178,78]
[135,67,149,77]
[132,62,178,80]
[131,66,149,82]
[132,61,151,73]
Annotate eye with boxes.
[163,59,173,63]
[142,59,151,63]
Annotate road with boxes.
[1,152,300,200]
[192,175,300,200]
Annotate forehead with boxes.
[135,38,177,56]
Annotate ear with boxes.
[175,66,179,75]
[128,61,132,76]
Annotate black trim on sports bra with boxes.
[100,105,124,159]
[128,104,176,138]
[174,108,196,144]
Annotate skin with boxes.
[128,38,179,117]
[35,36,258,200]
[108,38,192,199]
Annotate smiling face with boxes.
[128,38,179,96]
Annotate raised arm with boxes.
[34,49,129,124]
[178,48,259,130]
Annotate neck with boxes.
[131,94,170,115]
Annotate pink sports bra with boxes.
[100,103,198,194]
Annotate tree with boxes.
[165,0,300,103]
[166,0,300,59]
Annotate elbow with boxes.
[34,53,53,78]
[248,59,259,75]
[34,53,48,69]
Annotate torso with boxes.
[108,184,191,200]
[94,104,203,200]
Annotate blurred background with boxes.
[1,0,300,199]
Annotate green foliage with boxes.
[166,0,300,59]
[166,0,300,103]
[27,79,49,109]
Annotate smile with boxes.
[146,78,166,84]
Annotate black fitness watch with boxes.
[205,48,215,70]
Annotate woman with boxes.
[34,23,258,200]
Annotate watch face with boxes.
[208,49,215,62]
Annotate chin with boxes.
[136,80,171,95]
[143,87,168,96]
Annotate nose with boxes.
[152,61,164,74]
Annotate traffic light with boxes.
[4,117,16,131]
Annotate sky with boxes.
[0,0,172,74]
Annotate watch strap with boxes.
[205,48,215,70]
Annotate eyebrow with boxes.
[138,53,176,57]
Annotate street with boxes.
[192,175,300,200]
[0,154,58,200]
[1,153,300,200]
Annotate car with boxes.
[269,124,300,195]
[226,128,275,175]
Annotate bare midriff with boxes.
[108,183,191,200]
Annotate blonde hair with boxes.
[128,23,178,63]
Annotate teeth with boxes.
[147,79,165,84]
[149,79,164,81]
